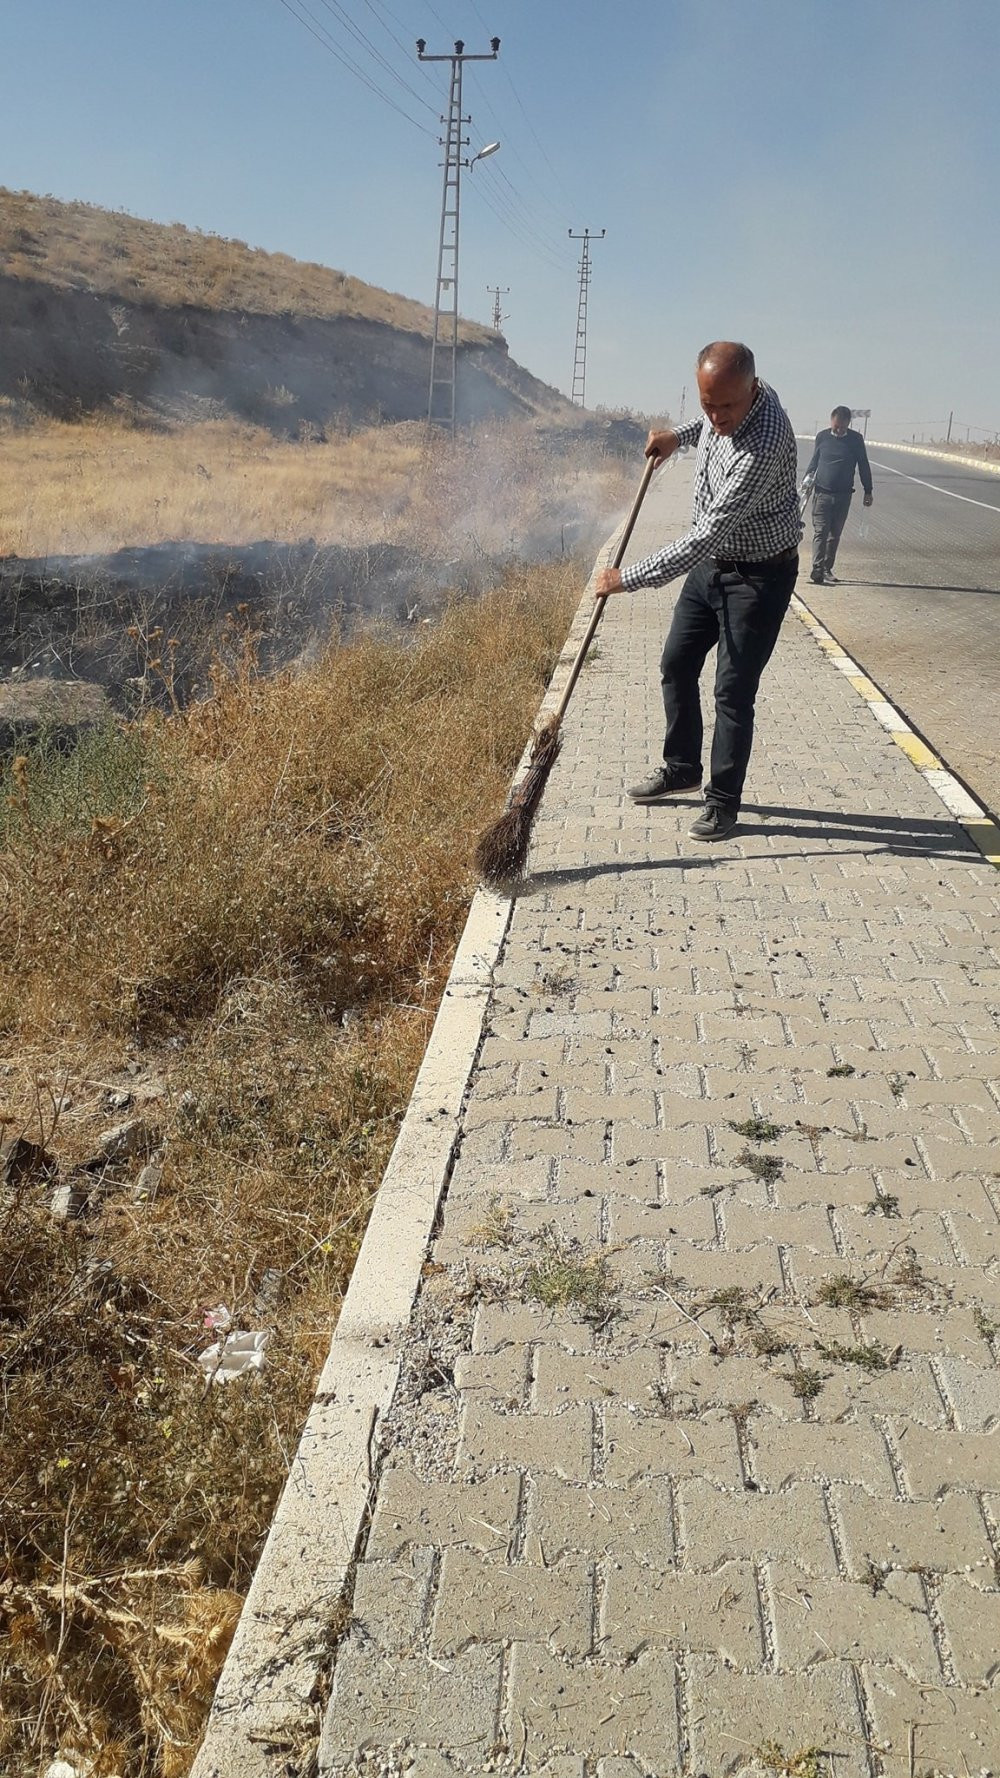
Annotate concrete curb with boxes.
[189,512,633,1778]
[866,438,1000,477]
[792,592,1000,865]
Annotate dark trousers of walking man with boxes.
[811,488,852,580]
[660,551,797,813]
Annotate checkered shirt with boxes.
[620,380,801,590]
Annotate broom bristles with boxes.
[475,717,562,888]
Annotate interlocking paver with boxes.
[431,1549,592,1656]
[601,1557,763,1663]
[750,1418,897,1493]
[862,1665,1000,1775]
[768,1564,940,1678]
[367,1464,521,1559]
[317,463,1000,1773]
[603,1406,744,1487]
[524,1477,674,1564]
[831,1483,994,1579]
[677,1479,839,1573]
[505,1645,681,1767]
[686,1658,870,1776]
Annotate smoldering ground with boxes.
[0,416,643,744]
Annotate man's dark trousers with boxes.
[660,554,797,813]
[811,488,852,577]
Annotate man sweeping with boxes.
[594,340,800,842]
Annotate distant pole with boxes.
[487,284,510,332]
[946,410,953,442]
[568,227,605,407]
[679,385,687,423]
[417,35,501,434]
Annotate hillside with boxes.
[0,188,572,431]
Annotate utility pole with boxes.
[946,410,953,442]
[417,35,500,433]
[487,284,510,332]
[568,227,605,407]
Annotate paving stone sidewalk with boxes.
[320,464,1000,1777]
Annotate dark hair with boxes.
[832,405,852,424]
[697,341,755,380]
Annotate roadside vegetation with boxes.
[0,413,619,560]
[0,558,579,1775]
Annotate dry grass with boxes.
[0,186,491,343]
[0,414,621,560]
[0,562,577,1775]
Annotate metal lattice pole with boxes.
[568,227,605,407]
[487,284,510,332]
[417,36,500,433]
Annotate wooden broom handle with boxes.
[551,453,658,728]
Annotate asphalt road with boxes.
[795,440,1000,815]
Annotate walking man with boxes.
[804,406,873,584]
[594,340,800,842]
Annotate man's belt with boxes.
[714,543,798,572]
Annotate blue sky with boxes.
[4,0,999,440]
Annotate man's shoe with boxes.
[628,766,702,803]
[822,572,839,584]
[689,804,738,842]
[809,571,824,584]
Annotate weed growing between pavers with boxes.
[826,1063,855,1078]
[755,1741,830,1778]
[737,1146,784,1185]
[524,1229,618,1329]
[815,1273,890,1312]
[471,1195,516,1248]
[702,1285,756,1329]
[815,1339,892,1373]
[779,1362,827,1402]
[864,1193,901,1217]
[729,1115,783,1142]
[535,964,577,997]
[749,1325,790,1357]
[974,1305,1000,1344]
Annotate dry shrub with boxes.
[0,561,577,1775]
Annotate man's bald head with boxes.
[697,341,756,381]
[695,341,759,437]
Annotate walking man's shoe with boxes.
[689,805,738,842]
[822,571,839,584]
[809,571,824,584]
[628,766,702,802]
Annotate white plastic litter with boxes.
[198,1329,270,1385]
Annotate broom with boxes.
[476,452,658,889]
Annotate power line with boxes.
[312,0,439,113]
[465,65,571,229]
[273,0,436,134]
[497,59,574,205]
[477,165,574,269]
[360,0,442,94]
[467,173,571,275]
[492,163,574,256]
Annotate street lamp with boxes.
[469,140,501,169]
